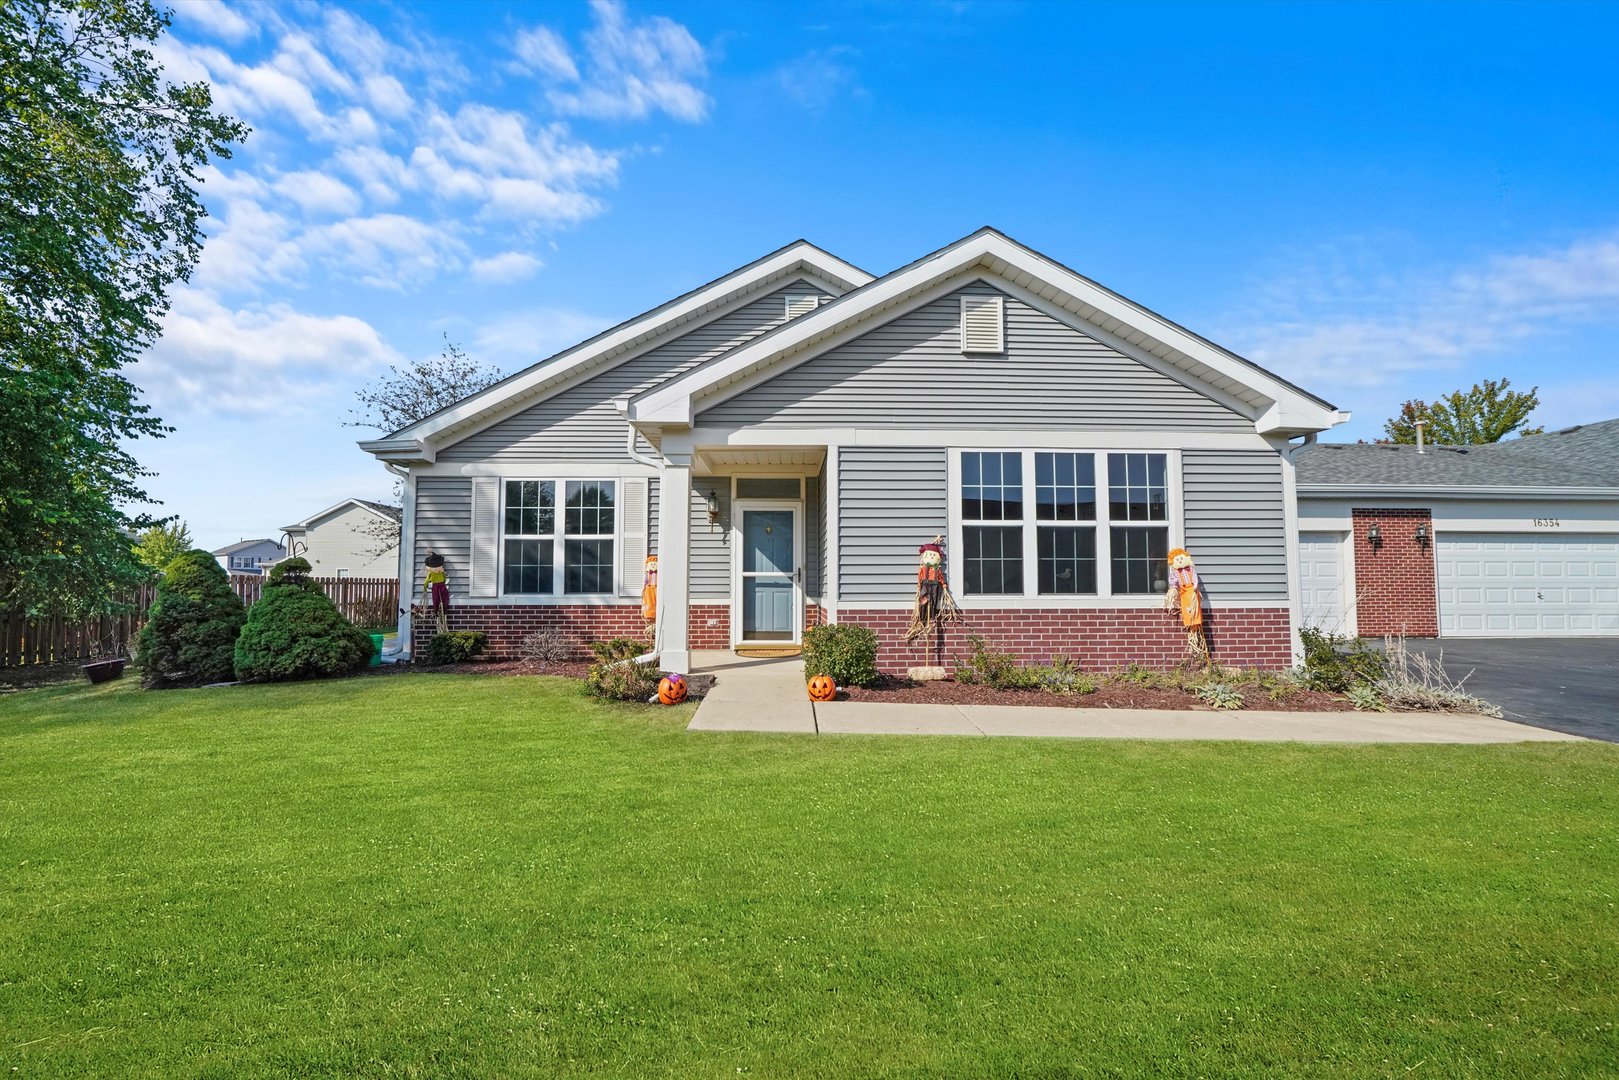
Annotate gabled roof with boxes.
[628,227,1348,436]
[212,538,283,556]
[359,240,873,464]
[281,498,402,534]
[1297,418,1619,496]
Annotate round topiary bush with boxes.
[136,549,248,688]
[234,567,374,682]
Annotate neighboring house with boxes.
[212,538,285,576]
[1296,419,1619,638]
[281,499,401,579]
[361,229,1348,670]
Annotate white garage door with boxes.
[1437,533,1619,636]
[1299,531,1351,633]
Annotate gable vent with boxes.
[961,294,1004,353]
[785,293,819,320]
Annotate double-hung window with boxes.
[501,478,616,596]
[956,450,1173,600]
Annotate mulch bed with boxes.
[843,673,1357,712]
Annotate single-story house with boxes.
[280,498,401,579]
[361,228,1349,671]
[212,537,285,576]
[1296,419,1619,637]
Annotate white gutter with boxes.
[1298,484,1619,500]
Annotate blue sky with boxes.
[143,0,1619,550]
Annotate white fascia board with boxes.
[390,244,873,446]
[1297,484,1619,500]
[280,498,398,534]
[629,231,1343,433]
[358,437,434,465]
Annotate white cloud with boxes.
[774,47,864,116]
[513,25,579,81]
[1224,229,1619,390]
[303,214,468,289]
[528,0,711,122]
[172,0,255,44]
[274,170,361,216]
[141,289,401,415]
[470,251,544,283]
[473,308,614,364]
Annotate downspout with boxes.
[624,423,666,665]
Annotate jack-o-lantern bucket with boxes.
[658,673,688,705]
[807,674,837,702]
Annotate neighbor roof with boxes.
[212,538,282,556]
[281,498,402,533]
[1296,418,1619,494]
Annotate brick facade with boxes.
[1349,508,1438,637]
[416,600,827,658]
[837,605,1294,672]
[412,603,650,659]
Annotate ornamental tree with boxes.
[1383,378,1544,445]
[135,549,246,688]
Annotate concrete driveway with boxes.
[1399,638,1618,742]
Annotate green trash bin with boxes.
[369,633,385,667]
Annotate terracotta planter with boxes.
[83,659,127,684]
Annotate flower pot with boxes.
[83,659,127,684]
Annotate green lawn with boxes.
[3,676,1617,1078]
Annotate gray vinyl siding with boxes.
[838,447,948,603]
[441,281,833,463]
[1182,450,1289,600]
[699,283,1250,430]
[805,469,823,599]
[412,477,472,598]
[816,462,829,601]
[690,477,730,599]
[647,477,660,555]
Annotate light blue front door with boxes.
[741,508,796,642]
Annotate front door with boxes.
[739,506,799,643]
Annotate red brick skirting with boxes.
[413,600,826,658]
[836,606,1294,672]
[1350,508,1438,637]
[412,603,649,659]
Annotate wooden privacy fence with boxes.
[0,576,399,668]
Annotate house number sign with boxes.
[1533,518,1561,527]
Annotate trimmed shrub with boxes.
[953,635,1041,690]
[1299,627,1387,692]
[234,575,375,682]
[136,549,247,688]
[423,631,487,665]
[802,623,879,688]
[585,637,661,701]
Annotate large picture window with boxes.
[501,478,616,595]
[955,450,1173,600]
[961,452,1023,594]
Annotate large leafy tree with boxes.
[1383,378,1544,445]
[0,0,246,613]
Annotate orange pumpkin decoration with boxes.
[657,674,688,705]
[807,674,837,702]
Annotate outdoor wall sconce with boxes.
[1366,523,1382,548]
[1415,523,1430,546]
[705,489,721,531]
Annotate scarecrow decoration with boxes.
[905,535,961,643]
[1164,547,1209,666]
[423,549,450,634]
[641,554,658,624]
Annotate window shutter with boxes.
[469,477,499,597]
[619,477,648,598]
[785,293,818,320]
[961,294,1005,353]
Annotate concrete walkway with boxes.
[686,651,1582,744]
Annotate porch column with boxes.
[658,454,693,673]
